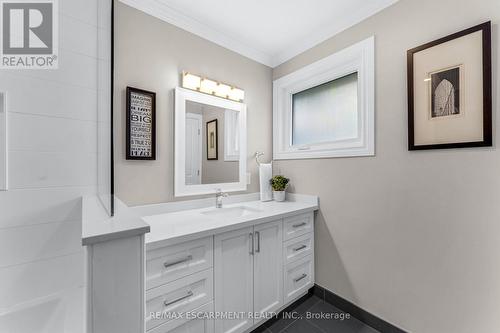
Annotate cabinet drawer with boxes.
[146,236,213,289]
[146,269,213,331]
[283,212,314,241]
[283,233,313,265]
[148,302,214,333]
[284,255,314,304]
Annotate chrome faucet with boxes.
[215,189,228,208]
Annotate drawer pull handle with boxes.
[164,255,193,268]
[294,273,308,283]
[292,222,307,228]
[293,245,307,252]
[164,290,193,307]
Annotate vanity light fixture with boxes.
[182,72,245,102]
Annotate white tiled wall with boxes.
[0,0,101,331]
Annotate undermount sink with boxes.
[201,206,262,218]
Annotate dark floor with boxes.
[252,295,380,333]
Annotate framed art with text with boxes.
[126,87,156,160]
[407,21,492,150]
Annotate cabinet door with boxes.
[214,227,254,333]
[253,220,283,322]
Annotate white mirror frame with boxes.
[174,87,247,197]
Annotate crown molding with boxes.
[119,0,274,67]
[119,0,398,68]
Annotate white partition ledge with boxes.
[82,196,150,246]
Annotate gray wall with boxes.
[114,1,272,205]
[273,0,500,332]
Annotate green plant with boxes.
[270,175,290,191]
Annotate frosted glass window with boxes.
[292,72,358,146]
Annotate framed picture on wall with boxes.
[407,21,492,150]
[206,119,218,160]
[126,87,156,160]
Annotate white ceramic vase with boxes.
[273,190,286,202]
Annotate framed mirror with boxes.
[174,87,247,197]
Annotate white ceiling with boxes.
[120,0,398,67]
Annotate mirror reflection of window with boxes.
[224,109,239,161]
[185,101,239,185]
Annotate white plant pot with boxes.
[273,191,286,202]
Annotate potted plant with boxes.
[270,175,290,202]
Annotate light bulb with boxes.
[182,73,201,90]
[228,88,245,102]
[200,78,217,94]
[215,84,231,98]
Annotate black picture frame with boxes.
[126,86,156,160]
[206,119,218,160]
[407,21,492,151]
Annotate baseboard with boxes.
[313,284,407,333]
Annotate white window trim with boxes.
[273,36,375,160]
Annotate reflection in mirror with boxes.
[175,87,246,197]
[185,101,239,185]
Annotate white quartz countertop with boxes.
[142,194,318,247]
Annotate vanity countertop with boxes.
[142,194,318,248]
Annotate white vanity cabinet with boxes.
[144,208,316,333]
[214,220,283,333]
[84,191,318,333]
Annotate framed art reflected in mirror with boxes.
[206,119,218,160]
[407,21,492,150]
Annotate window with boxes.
[292,72,358,146]
[273,37,374,160]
